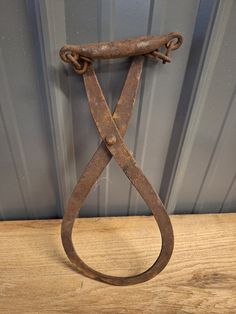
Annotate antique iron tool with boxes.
[59,32,183,286]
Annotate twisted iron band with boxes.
[60,33,183,285]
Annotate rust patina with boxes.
[59,32,183,285]
[60,32,182,74]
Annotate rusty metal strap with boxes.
[60,33,183,286]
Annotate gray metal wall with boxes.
[0,0,235,220]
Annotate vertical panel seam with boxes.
[193,84,236,213]
[219,172,236,212]
[127,0,155,215]
[166,0,232,213]
[161,0,218,210]
[0,55,32,218]
[25,0,77,217]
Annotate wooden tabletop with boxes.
[0,214,235,313]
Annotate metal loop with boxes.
[162,39,176,64]
[64,52,93,75]
[148,39,179,64]
[166,33,183,50]
[66,53,82,70]
[73,60,89,75]
[148,50,171,63]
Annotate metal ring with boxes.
[166,32,183,50]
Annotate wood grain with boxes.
[0,214,235,313]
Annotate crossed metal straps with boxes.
[60,33,183,286]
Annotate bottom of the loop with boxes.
[61,210,173,286]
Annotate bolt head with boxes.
[106,134,116,145]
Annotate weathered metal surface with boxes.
[60,32,183,74]
[60,34,183,285]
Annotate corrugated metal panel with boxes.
[0,0,61,219]
[167,0,236,214]
[0,0,235,220]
